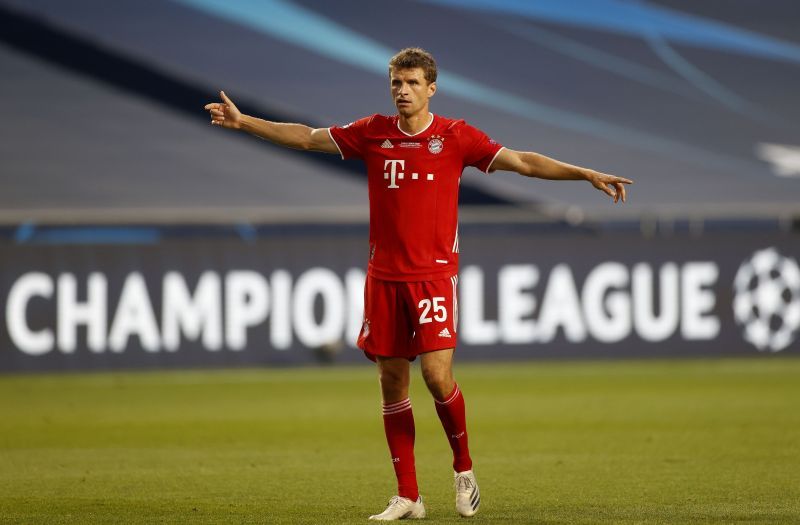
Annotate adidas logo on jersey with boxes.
[438,328,452,338]
[380,139,394,149]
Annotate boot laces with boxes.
[456,474,474,492]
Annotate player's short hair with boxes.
[389,48,438,84]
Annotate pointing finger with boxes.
[599,174,633,185]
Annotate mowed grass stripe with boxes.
[1,357,798,524]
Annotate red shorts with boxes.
[357,274,459,361]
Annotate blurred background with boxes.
[1,0,799,371]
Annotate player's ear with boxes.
[428,81,437,98]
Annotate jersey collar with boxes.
[396,113,435,137]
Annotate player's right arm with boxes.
[203,91,339,154]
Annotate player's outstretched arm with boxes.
[203,91,339,154]
[490,148,633,203]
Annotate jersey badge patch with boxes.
[380,139,394,149]
[428,135,444,154]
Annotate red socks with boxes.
[381,386,471,500]
[382,398,418,501]
[434,384,473,472]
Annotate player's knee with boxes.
[379,368,402,387]
[379,365,409,393]
[421,367,454,399]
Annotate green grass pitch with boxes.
[1,357,798,524]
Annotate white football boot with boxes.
[368,495,426,521]
[454,470,480,517]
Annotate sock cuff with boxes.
[383,398,412,415]
[435,384,461,406]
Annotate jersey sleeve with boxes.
[459,122,504,173]
[328,115,372,160]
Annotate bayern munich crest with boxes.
[428,135,444,154]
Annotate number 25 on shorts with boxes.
[418,297,447,324]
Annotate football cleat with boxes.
[454,470,480,517]
[368,495,426,521]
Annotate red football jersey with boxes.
[329,114,503,281]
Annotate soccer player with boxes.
[205,48,631,520]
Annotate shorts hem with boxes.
[361,345,456,363]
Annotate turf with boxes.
[0,357,798,524]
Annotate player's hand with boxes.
[585,170,632,203]
[204,91,242,130]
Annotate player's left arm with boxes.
[490,148,633,203]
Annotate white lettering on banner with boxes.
[3,268,365,355]
[162,272,222,352]
[6,272,54,355]
[498,265,538,343]
[2,261,724,356]
[270,270,293,350]
[293,268,346,348]
[108,273,161,353]
[583,262,631,343]
[537,264,586,343]
[57,273,107,354]
[633,263,679,342]
[224,271,269,351]
[460,266,499,345]
[461,262,720,345]
[681,262,720,340]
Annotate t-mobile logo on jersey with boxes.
[383,159,435,189]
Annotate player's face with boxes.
[390,67,436,117]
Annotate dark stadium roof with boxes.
[1,0,799,223]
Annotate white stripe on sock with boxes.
[435,385,460,406]
[383,405,413,415]
[383,398,411,410]
[382,398,412,415]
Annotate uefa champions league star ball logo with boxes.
[733,247,800,352]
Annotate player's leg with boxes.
[420,349,479,517]
[411,277,474,477]
[420,349,472,473]
[370,357,425,520]
[361,275,424,520]
[377,356,416,501]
